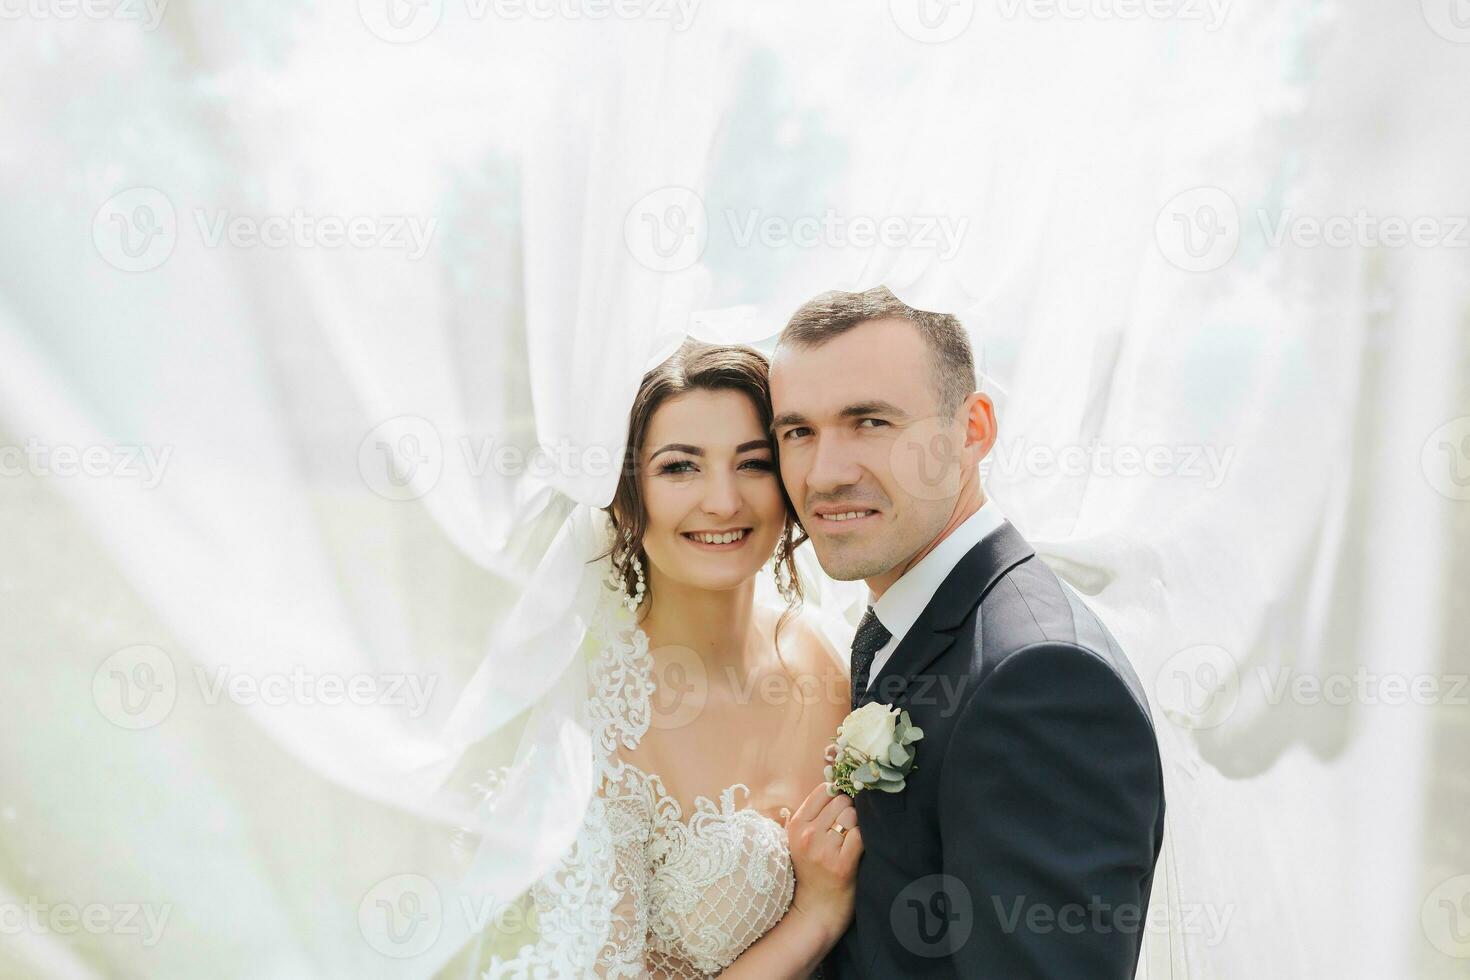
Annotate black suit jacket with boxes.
[823,522,1165,979]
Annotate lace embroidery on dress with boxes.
[484,584,794,979]
[619,763,794,978]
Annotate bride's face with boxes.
[637,389,786,594]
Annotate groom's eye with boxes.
[780,427,811,441]
[858,418,890,429]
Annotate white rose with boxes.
[840,702,899,760]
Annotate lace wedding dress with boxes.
[486,585,796,979]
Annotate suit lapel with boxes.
[861,521,1036,707]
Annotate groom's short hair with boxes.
[777,286,977,417]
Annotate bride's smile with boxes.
[681,527,753,548]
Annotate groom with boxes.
[769,288,1165,978]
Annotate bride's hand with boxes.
[783,782,863,946]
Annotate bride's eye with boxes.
[657,460,697,475]
[739,458,774,472]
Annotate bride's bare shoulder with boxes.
[763,605,849,681]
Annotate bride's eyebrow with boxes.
[649,443,702,461]
[649,439,771,461]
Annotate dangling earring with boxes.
[618,533,646,612]
[605,528,646,612]
[625,550,646,612]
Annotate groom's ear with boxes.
[964,392,998,461]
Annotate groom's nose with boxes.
[804,432,865,496]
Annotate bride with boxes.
[486,340,861,978]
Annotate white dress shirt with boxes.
[865,499,1007,689]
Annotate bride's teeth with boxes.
[691,529,746,544]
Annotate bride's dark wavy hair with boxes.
[599,339,807,624]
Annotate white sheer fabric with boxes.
[0,2,1465,978]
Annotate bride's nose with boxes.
[699,469,742,519]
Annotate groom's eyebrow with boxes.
[770,402,909,434]
[840,400,909,420]
[770,412,807,433]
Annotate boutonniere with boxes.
[825,701,924,798]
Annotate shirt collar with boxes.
[870,499,1007,641]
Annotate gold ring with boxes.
[828,820,848,838]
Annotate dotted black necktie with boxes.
[850,606,893,709]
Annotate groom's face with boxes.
[770,318,969,584]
